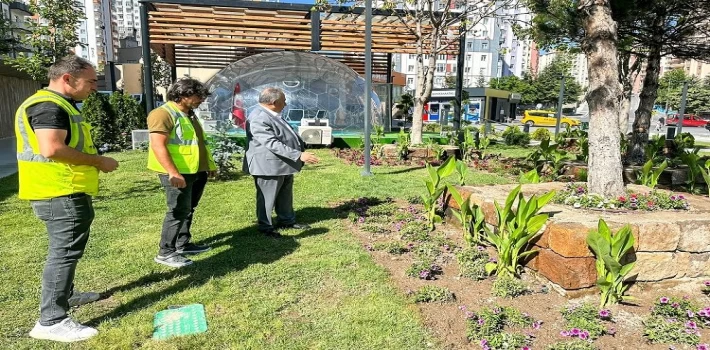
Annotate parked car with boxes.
[666,114,708,127]
[521,110,581,128]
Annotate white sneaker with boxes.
[29,318,98,342]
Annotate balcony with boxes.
[9,1,31,15]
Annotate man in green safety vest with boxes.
[147,77,217,268]
[15,55,119,342]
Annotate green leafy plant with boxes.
[460,129,479,161]
[478,136,491,158]
[636,159,668,189]
[484,185,554,277]
[455,160,468,186]
[553,183,689,211]
[465,305,534,349]
[396,128,410,160]
[700,160,710,196]
[492,274,528,298]
[527,138,559,164]
[547,340,597,350]
[560,303,608,339]
[576,133,589,163]
[675,132,695,149]
[520,168,541,184]
[586,219,636,308]
[502,125,531,146]
[643,315,701,346]
[447,185,477,244]
[644,136,666,162]
[210,120,245,180]
[412,286,455,303]
[456,246,489,280]
[421,157,456,231]
[531,128,552,141]
[373,241,408,255]
[680,149,703,193]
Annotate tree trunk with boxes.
[580,0,625,198]
[619,95,630,134]
[411,44,438,145]
[628,43,662,164]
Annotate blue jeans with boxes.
[30,193,94,326]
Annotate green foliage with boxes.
[561,303,607,339]
[553,182,690,210]
[151,51,173,93]
[412,286,455,303]
[479,136,491,158]
[586,219,635,308]
[531,55,583,106]
[484,185,554,277]
[4,0,85,80]
[644,136,666,162]
[636,159,668,189]
[420,157,456,231]
[547,340,597,350]
[466,305,533,349]
[372,241,408,255]
[520,169,541,184]
[455,160,468,186]
[456,246,489,280]
[492,274,528,298]
[659,69,710,113]
[531,128,552,141]
[502,125,531,146]
[680,149,703,193]
[447,185,476,244]
[675,132,695,150]
[398,93,414,112]
[643,316,701,346]
[527,138,561,164]
[209,120,244,180]
[83,92,147,152]
[396,129,410,160]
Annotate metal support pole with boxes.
[361,0,373,176]
[677,81,689,136]
[453,26,465,134]
[140,3,154,112]
[386,53,393,132]
[554,75,566,137]
[108,61,116,91]
[170,64,177,83]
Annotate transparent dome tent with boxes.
[203,51,382,135]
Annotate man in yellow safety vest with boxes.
[15,55,119,342]
[147,77,216,268]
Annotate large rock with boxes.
[531,248,597,289]
[546,222,594,258]
[635,222,681,252]
[678,220,710,253]
[630,252,678,281]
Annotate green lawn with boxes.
[0,149,510,349]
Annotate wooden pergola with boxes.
[138,0,461,110]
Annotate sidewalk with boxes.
[0,137,17,179]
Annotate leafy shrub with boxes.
[466,305,534,349]
[553,183,689,211]
[406,195,423,205]
[399,221,429,242]
[412,286,455,303]
[406,260,442,280]
[502,125,531,146]
[547,340,597,350]
[83,92,147,152]
[560,303,608,339]
[366,202,399,217]
[587,220,635,308]
[492,274,528,298]
[675,132,695,149]
[360,223,391,235]
[209,120,244,180]
[643,315,700,346]
[372,241,408,255]
[531,128,552,141]
[456,246,489,280]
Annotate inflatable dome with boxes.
[204,51,382,135]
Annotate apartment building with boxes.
[75,0,119,70]
[1,1,32,58]
[538,51,589,88]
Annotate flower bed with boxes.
[553,183,690,211]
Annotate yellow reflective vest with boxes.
[147,101,216,174]
[15,90,99,200]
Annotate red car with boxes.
[666,114,708,127]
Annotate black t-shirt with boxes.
[26,90,78,145]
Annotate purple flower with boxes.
[458,305,467,311]
[686,321,698,329]
[364,244,373,251]
[443,244,450,251]
[522,347,531,350]
[570,328,580,336]
[599,309,611,318]
[579,331,589,340]
[419,270,431,279]
[478,318,485,326]
[705,281,710,286]
[697,344,709,350]
[688,310,696,318]
[608,327,617,336]
[532,320,542,329]
[672,302,680,308]
[699,310,709,317]
[465,311,475,319]
[678,194,686,200]
[477,246,486,252]
[660,297,670,304]
[358,216,365,223]
[670,195,678,201]
[560,330,571,337]
[480,339,488,347]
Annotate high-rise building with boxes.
[75,0,118,69]
[538,51,589,88]
[1,1,33,58]
[112,0,141,43]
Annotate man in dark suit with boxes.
[243,87,319,237]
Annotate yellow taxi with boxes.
[521,110,581,128]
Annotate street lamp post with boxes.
[362,0,373,177]
[554,75,566,137]
[676,81,689,136]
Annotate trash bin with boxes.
[523,124,530,133]
[666,126,676,140]
[581,122,589,130]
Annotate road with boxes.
[501,121,710,143]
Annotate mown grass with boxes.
[0,149,510,349]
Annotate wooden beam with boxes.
[151,39,312,50]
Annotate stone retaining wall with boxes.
[447,183,710,294]
[381,144,458,163]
